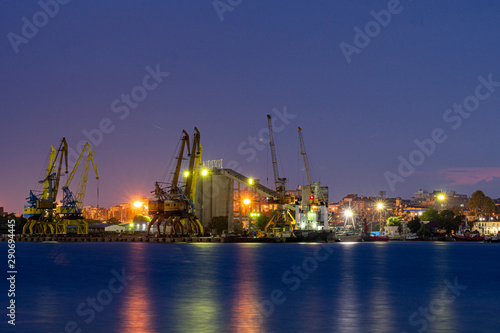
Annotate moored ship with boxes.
[405,234,423,241]
[452,226,484,242]
[484,233,500,243]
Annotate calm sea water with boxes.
[1,241,500,333]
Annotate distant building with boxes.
[82,203,139,223]
[396,198,411,207]
[83,206,109,220]
[411,189,468,210]
[107,203,135,223]
[339,194,398,218]
[443,191,468,210]
[338,194,374,219]
[328,202,342,225]
[384,225,399,237]
[472,217,500,235]
[403,208,426,219]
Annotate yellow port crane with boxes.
[23,138,68,234]
[184,128,203,206]
[147,128,204,236]
[264,115,295,235]
[147,130,189,235]
[56,142,99,234]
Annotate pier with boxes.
[3,234,341,244]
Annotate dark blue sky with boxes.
[1,0,500,213]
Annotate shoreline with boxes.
[1,235,492,243]
[1,234,331,244]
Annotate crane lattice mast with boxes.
[298,127,312,187]
[267,114,285,196]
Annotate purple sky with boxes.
[1,1,500,214]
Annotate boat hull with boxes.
[484,238,500,243]
[361,236,389,242]
[428,237,447,241]
[452,235,484,242]
[289,230,337,242]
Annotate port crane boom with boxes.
[147,128,204,236]
[298,127,312,187]
[56,143,99,234]
[171,130,190,192]
[23,138,69,235]
[268,115,282,194]
[264,115,295,234]
[61,143,99,210]
[185,127,201,201]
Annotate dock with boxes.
[2,234,342,244]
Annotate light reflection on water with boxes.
[367,244,393,333]
[336,245,361,333]
[418,243,457,333]
[118,243,155,333]
[6,242,500,333]
[169,244,222,333]
[229,245,262,333]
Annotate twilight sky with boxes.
[1,0,500,213]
